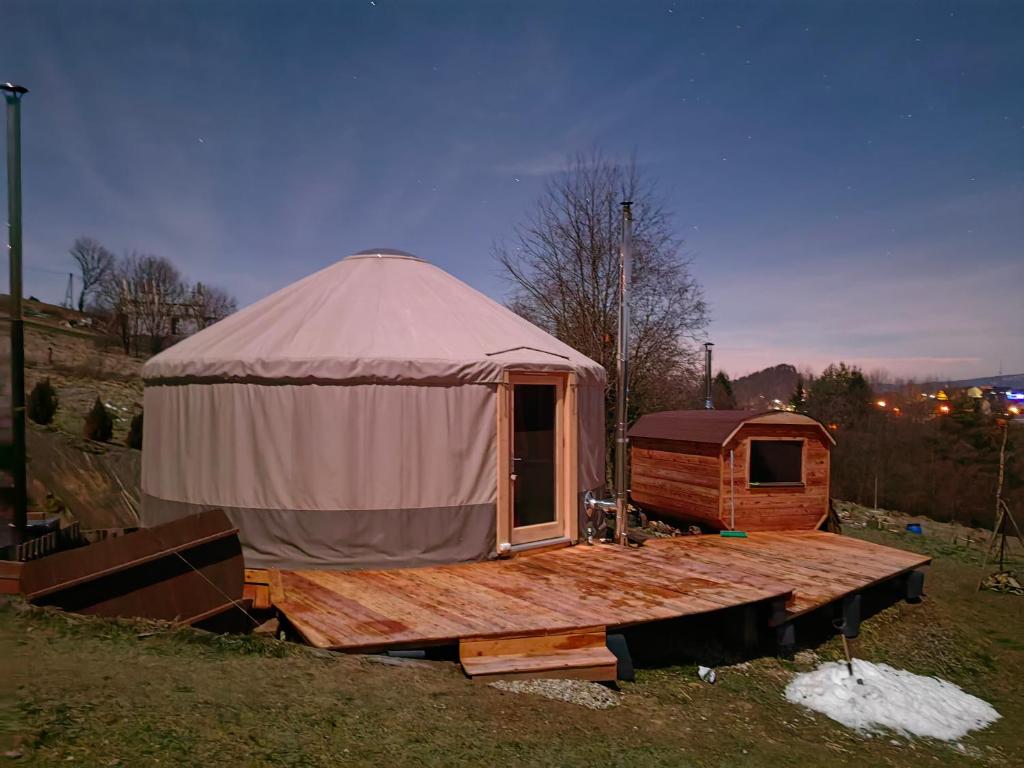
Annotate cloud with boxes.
[492,153,568,178]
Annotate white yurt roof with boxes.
[143,249,605,385]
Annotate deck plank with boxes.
[271,531,929,650]
[653,532,929,617]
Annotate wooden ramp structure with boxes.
[265,531,929,680]
[4,510,244,625]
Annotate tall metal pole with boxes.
[729,449,736,530]
[3,83,28,540]
[614,201,632,546]
[703,341,714,409]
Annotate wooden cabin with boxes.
[629,410,835,532]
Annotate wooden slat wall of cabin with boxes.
[630,438,721,527]
[722,424,831,531]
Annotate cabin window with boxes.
[748,440,803,486]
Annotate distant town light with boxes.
[1010,405,1020,415]
[876,399,886,408]
[939,404,951,414]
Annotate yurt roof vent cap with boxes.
[347,248,426,262]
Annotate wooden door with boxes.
[499,373,571,547]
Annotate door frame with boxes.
[496,371,578,550]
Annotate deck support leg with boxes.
[775,622,795,654]
[905,569,925,603]
[606,633,634,682]
[740,605,759,654]
[841,594,861,639]
[770,596,794,655]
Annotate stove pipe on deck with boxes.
[703,341,714,410]
[614,201,633,547]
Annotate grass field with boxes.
[2,526,1022,767]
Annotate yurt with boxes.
[141,249,606,570]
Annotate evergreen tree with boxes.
[711,371,737,409]
[126,411,144,449]
[27,379,59,425]
[789,376,807,412]
[806,362,872,429]
[83,397,114,442]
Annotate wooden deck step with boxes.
[242,582,272,610]
[459,626,617,682]
[243,569,273,609]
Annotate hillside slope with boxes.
[3,523,1020,766]
[2,297,146,527]
[731,363,800,409]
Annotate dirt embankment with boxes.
[1,298,147,527]
[27,426,140,529]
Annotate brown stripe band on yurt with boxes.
[142,375,508,387]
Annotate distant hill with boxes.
[731,363,800,409]
[874,373,1024,392]
[731,361,1024,398]
[924,373,1024,390]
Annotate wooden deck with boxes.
[268,531,930,653]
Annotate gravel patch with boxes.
[489,679,620,709]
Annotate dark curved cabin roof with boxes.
[628,409,835,447]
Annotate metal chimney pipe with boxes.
[614,201,633,546]
[3,82,29,540]
[703,341,714,410]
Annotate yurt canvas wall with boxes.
[141,250,606,570]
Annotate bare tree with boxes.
[866,368,893,390]
[185,282,238,331]
[90,256,132,352]
[91,253,186,354]
[91,252,239,355]
[496,150,708,456]
[124,253,186,352]
[69,237,114,311]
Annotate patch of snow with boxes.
[785,660,1000,742]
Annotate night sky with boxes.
[3,1,1021,380]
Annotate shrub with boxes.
[83,397,114,442]
[126,411,143,449]
[27,378,59,425]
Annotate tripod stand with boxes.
[979,420,1024,589]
